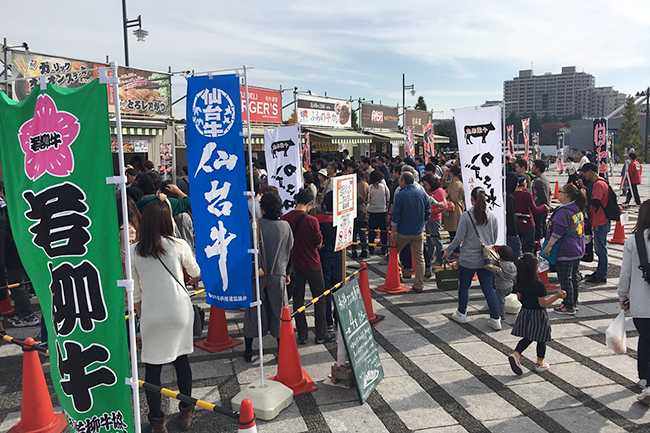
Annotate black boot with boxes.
[244,337,253,362]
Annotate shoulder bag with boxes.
[540,208,581,265]
[467,212,502,274]
[158,257,205,337]
[636,231,650,285]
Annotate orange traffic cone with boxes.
[0,288,15,316]
[269,306,317,395]
[539,270,559,291]
[609,210,626,245]
[359,262,384,327]
[238,398,257,432]
[376,245,410,294]
[194,306,242,353]
[553,181,560,200]
[9,337,67,433]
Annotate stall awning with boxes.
[414,133,451,144]
[109,119,167,136]
[306,128,372,146]
[367,131,404,146]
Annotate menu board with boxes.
[333,279,383,404]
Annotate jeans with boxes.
[634,318,650,382]
[507,235,522,264]
[518,227,536,254]
[394,233,426,290]
[353,220,368,253]
[426,219,444,264]
[292,267,327,339]
[368,212,388,254]
[320,251,342,328]
[593,222,611,279]
[556,259,580,309]
[495,286,512,319]
[145,355,192,419]
[457,265,500,319]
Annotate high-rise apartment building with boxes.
[503,66,626,118]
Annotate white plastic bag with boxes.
[605,310,627,355]
[505,293,522,315]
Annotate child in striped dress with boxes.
[508,253,566,375]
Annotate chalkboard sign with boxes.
[333,278,384,404]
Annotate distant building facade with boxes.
[504,66,626,119]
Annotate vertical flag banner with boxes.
[404,126,415,158]
[506,125,515,159]
[186,74,252,309]
[0,80,134,431]
[532,132,540,161]
[453,106,505,245]
[302,132,311,172]
[521,118,530,163]
[593,118,608,178]
[556,133,565,172]
[423,124,435,164]
[264,125,302,212]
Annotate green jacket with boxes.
[136,195,191,216]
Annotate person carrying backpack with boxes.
[581,163,616,284]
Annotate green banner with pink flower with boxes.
[0,80,134,432]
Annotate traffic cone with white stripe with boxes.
[238,398,257,432]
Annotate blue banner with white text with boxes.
[186,74,252,309]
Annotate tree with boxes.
[539,122,566,145]
[617,96,642,158]
[285,109,298,125]
[351,110,360,131]
[415,96,427,111]
[433,120,457,149]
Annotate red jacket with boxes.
[628,160,643,185]
[514,190,547,230]
[282,210,323,271]
[429,187,446,221]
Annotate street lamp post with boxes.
[402,73,415,128]
[121,0,148,67]
[645,87,649,162]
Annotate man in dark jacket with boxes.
[505,172,522,263]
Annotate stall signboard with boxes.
[10,50,171,117]
[240,86,282,124]
[361,103,399,131]
[333,279,384,404]
[405,109,432,131]
[333,174,357,251]
[296,94,351,128]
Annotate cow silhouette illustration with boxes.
[464,123,495,144]
[271,139,296,158]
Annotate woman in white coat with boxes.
[618,199,650,404]
[132,199,201,432]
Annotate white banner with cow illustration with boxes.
[453,106,505,245]
[264,125,302,212]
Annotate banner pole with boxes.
[110,61,142,433]
[243,65,265,386]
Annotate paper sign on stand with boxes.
[333,174,357,251]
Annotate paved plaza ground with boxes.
[1,165,649,432]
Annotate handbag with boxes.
[434,259,459,291]
[468,212,502,274]
[158,258,205,337]
[540,209,581,265]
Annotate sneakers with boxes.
[402,269,412,279]
[297,334,308,345]
[639,379,647,389]
[487,318,502,330]
[424,269,432,278]
[554,304,576,315]
[315,332,336,344]
[508,353,523,375]
[638,387,650,405]
[535,362,550,373]
[585,275,607,284]
[350,251,359,259]
[8,313,40,327]
[451,310,468,324]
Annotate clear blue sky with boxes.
[3,0,649,120]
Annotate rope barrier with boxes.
[290,268,361,318]
[358,228,448,239]
[2,333,49,355]
[0,281,31,291]
[137,380,239,419]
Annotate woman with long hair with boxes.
[618,200,650,404]
[368,170,390,255]
[132,200,201,432]
[442,165,465,247]
[542,184,586,315]
[243,192,294,362]
[443,187,502,330]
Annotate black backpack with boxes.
[597,178,620,221]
